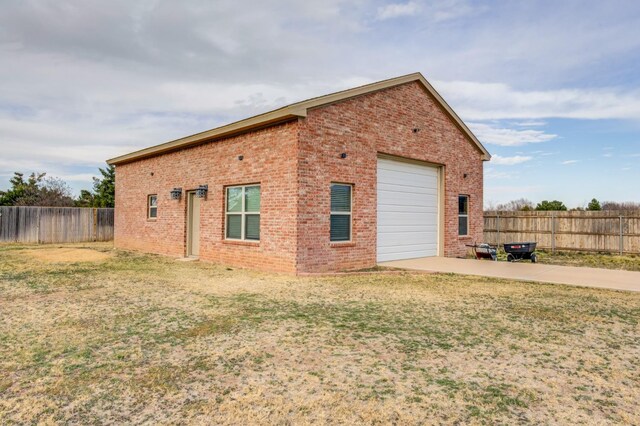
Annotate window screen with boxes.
[226,185,260,241]
[330,184,352,241]
[458,195,469,236]
[148,195,158,219]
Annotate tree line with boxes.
[489,198,640,212]
[0,165,115,208]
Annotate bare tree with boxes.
[602,201,640,211]
[495,198,535,211]
[37,177,75,207]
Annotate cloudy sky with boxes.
[1,0,639,207]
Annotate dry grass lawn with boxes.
[534,250,640,271]
[1,243,639,424]
[491,249,640,271]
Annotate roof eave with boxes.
[107,107,307,165]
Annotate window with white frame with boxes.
[330,183,352,242]
[148,195,158,219]
[458,195,469,236]
[226,185,260,240]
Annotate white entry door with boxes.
[377,157,439,262]
[187,191,201,257]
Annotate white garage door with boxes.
[377,157,439,262]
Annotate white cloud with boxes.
[484,184,544,196]
[530,150,554,156]
[490,155,533,166]
[484,166,514,179]
[603,153,613,157]
[55,173,100,182]
[562,160,579,165]
[468,122,557,146]
[435,80,640,121]
[376,2,419,20]
[421,0,479,23]
[514,121,546,127]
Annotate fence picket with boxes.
[0,207,114,243]
[484,210,640,254]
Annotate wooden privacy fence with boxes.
[0,207,114,244]
[484,210,640,254]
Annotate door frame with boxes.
[186,191,200,257]
[376,153,444,260]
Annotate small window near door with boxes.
[330,183,352,242]
[458,195,469,236]
[226,185,260,241]
[148,195,158,219]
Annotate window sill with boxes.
[458,235,473,239]
[147,218,158,222]
[330,241,356,248]
[223,239,260,247]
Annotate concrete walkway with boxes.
[379,257,640,292]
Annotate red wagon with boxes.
[466,243,498,261]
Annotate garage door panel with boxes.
[378,251,435,262]
[378,224,437,233]
[378,205,437,215]
[378,232,438,246]
[378,161,438,176]
[378,245,438,256]
[378,241,437,252]
[378,189,437,203]
[378,227,438,235]
[376,171,436,185]
[378,203,437,211]
[377,158,439,262]
[378,185,436,197]
[376,173,437,189]
[378,211,438,223]
[377,244,438,261]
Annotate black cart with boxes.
[503,242,538,263]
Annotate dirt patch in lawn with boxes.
[18,247,113,263]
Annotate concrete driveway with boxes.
[379,257,640,292]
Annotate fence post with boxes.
[619,215,624,255]
[496,212,500,247]
[36,208,41,244]
[93,208,98,242]
[551,212,556,253]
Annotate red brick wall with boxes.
[113,81,485,274]
[114,121,299,273]
[296,81,484,272]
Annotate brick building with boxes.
[107,73,490,273]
